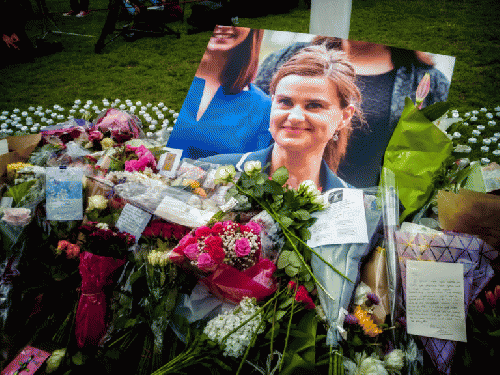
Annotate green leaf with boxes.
[277,251,291,269]
[263,180,283,195]
[72,351,84,366]
[124,318,137,328]
[270,310,287,322]
[253,184,264,197]
[293,209,311,221]
[285,265,299,277]
[279,297,294,309]
[272,166,289,186]
[280,215,294,228]
[288,251,302,268]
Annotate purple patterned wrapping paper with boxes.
[396,230,497,374]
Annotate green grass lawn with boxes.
[1,0,499,117]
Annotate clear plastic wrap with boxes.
[310,187,384,347]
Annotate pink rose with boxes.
[234,237,251,257]
[197,252,217,272]
[245,221,261,235]
[66,244,80,259]
[178,234,197,247]
[183,243,200,261]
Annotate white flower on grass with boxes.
[244,160,261,175]
[454,144,472,153]
[203,297,264,358]
[489,120,496,126]
[481,158,490,164]
[480,107,487,112]
[486,113,494,119]
[384,349,405,373]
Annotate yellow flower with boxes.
[354,305,382,337]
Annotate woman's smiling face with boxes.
[206,26,251,53]
[270,74,353,155]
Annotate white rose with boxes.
[243,160,261,175]
[87,194,108,211]
[215,165,236,183]
[299,179,320,196]
[96,222,109,230]
[384,349,405,372]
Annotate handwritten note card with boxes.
[116,203,152,242]
[308,188,368,247]
[406,260,467,342]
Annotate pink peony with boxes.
[183,243,200,261]
[197,252,217,272]
[234,237,251,257]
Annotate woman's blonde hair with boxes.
[221,28,265,94]
[269,45,364,173]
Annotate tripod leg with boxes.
[95,0,122,53]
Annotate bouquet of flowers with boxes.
[172,220,277,304]
[74,222,134,348]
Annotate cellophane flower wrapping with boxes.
[75,251,126,348]
[310,188,383,347]
[396,228,498,374]
[93,108,144,143]
[381,98,453,221]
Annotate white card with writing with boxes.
[307,188,368,247]
[116,203,152,242]
[406,260,467,342]
[0,139,8,155]
[45,167,84,221]
[158,147,183,178]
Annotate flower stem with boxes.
[279,286,296,372]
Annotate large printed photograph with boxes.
[166,26,455,189]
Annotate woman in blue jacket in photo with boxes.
[167,26,273,160]
[200,45,364,192]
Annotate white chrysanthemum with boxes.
[354,281,372,306]
[358,355,388,375]
[384,349,405,373]
[204,297,263,358]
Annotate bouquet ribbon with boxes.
[200,258,277,304]
[75,251,125,348]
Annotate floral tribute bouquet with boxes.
[172,220,277,304]
[74,222,134,348]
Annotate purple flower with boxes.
[344,314,359,325]
[367,292,380,306]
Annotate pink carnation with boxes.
[197,252,217,272]
[235,237,251,257]
[183,243,200,261]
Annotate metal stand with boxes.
[32,0,95,39]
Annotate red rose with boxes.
[172,225,190,240]
[205,236,224,263]
[295,285,315,309]
[195,226,212,239]
[211,222,224,235]
[161,223,173,239]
